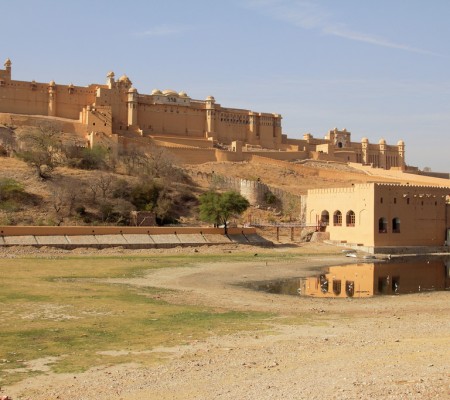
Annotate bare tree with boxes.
[87,173,115,203]
[16,124,64,179]
[0,125,17,156]
[49,181,79,225]
[282,194,302,222]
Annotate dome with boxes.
[206,95,215,101]
[151,89,162,95]
[49,80,56,86]
[118,74,132,85]
[397,139,405,146]
[128,87,137,93]
[378,138,386,145]
[178,91,188,97]
[107,71,115,78]
[68,83,74,88]
[162,89,178,96]
[4,58,11,67]
[361,137,369,143]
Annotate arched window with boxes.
[333,210,342,226]
[346,210,355,227]
[333,280,341,295]
[378,217,388,233]
[320,275,328,293]
[345,281,354,297]
[392,217,401,233]
[321,210,329,226]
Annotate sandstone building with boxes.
[306,183,450,251]
[0,58,405,167]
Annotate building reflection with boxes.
[298,258,450,298]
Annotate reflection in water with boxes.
[244,257,450,298]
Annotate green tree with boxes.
[199,190,250,233]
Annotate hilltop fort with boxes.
[0,58,405,168]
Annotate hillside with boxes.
[1,147,448,228]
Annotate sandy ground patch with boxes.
[3,243,449,400]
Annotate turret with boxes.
[106,71,115,89]
[397,139,405,168]
[127,87,138,126]
[378,138,386,168]
[48,80,56,116]
[361,137,369,164]
[205,95,216,138]
[3,58,11,81]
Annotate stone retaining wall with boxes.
[0,226,273,249]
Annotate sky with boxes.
[1,0,449,172]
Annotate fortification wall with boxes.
[216,149,246,162]
[0,80,96,121]
[149,135,214,149]
[246,150,307,161]
[0,226,256,236]
[164,146,218,164]
[0,113,88,136]
[192,171,303,215]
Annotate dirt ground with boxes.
[3,243,450,400]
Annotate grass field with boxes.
[0,254,277,386]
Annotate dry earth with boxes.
[2,243,449,400]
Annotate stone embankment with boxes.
[0,226,272,249]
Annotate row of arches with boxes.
[320,211,401,233]
[321,210,355,227]
[379,217,401,233]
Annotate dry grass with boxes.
[0,254,275,386]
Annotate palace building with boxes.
[306,183,450,251]
[0,58,405,167]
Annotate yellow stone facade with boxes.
[306,183,450,249]
[0,58,405,167]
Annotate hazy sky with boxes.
[1,0,449,172]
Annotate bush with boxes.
[0,178,25,202]
[68,146,110,170]
[264,191,277,205]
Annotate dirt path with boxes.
[4,244,450,400]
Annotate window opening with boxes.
[320,210,329,226]
[378,217,387,233]
[392,217,401,233]
[333,210,342,226]
[345,281,354,297]
[346,210,355,226]
[333,280,341,295]
[319,275,328,293]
